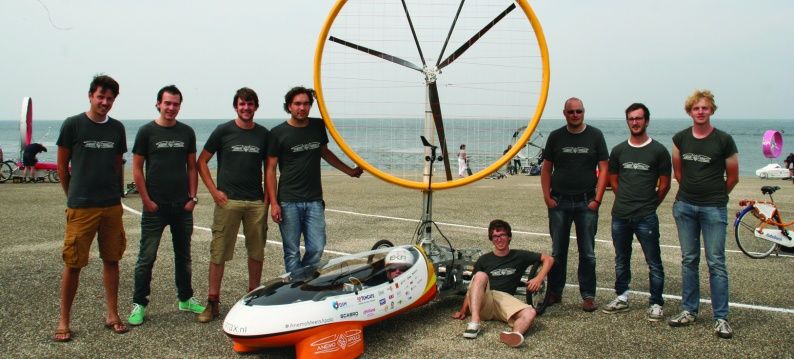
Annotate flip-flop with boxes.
[53,328,72,342]
[104,321,129,334]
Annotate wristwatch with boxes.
[191,196,199,204]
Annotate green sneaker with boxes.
[179,297,206,314]
[128,303,146,326]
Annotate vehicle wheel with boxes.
[48,170,60,183]
[0,161,13,183]
[371,240,394,250]
[734,206,777,258]
[525,263,547,315]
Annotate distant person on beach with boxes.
[452,219,553,348]
[603,103,670,321]
[540,97,608,312]
[54,74,128,342]
[266,86,362,274]
[668,90,738,339]
[196,87,269,323]
[127,85,204,326]
[22,142,47,182]
[458,144,468,177]
[785,152,794,183]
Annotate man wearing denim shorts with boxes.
[127,85,205,326]
[266,86,362,274]
[196,87,269,323]
[669,90,738,339]
[452,220,553,348]
[540,97,609,312]
[602,103,671,321]
[54,74,128,342]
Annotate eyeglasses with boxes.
[627,116,646,122]
[491,233,510,240]
[565,109,584,115]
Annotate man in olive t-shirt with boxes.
[603,103,671,321]
[668,90,738,339]
[540,97,609,312]
[266,86,362,274]
[54,75,128,342]
[127,85,204,326]
[196,87,269,323]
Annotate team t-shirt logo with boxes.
[682,153,711,163]
[290,142,321,153]
[489,268,517,277]
[155,140,186,149]
[562,146,589,154]
[621,162,650,171]
[83,140,115,149]
[230,145,260,153]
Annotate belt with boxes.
[552,190,595,201]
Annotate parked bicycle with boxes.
[0,159,60,183]
[734,185,794,258]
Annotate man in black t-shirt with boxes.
[22,142,47,182]
[540,97,608,312]
[266,86,362,274]
[196,88,269,323]
[127,85,204,326]
[452,220,553,348]
[668,90,738,339]
[54,75,128,342]
[603,103,671,321]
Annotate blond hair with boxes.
[684,89,717,113]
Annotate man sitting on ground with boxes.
[452,219,553,348]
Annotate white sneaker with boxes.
[463,322,481,339]
[499,331,524,347]
[647,304,664,322]
[714,319,733,339]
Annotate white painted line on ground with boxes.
[122,203,349,256]
[327,208,794,258]
[122,203,794,314]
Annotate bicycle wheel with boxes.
[0,161,12,183]
[48,170,60,183]
[525,262,547,315]
[734,206,777,259]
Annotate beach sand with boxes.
[1,173,792,358]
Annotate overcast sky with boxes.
[1,0,792,121]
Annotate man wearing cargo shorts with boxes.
[196,87,269,323]
[452,220,553,348]
[54,74,128,342]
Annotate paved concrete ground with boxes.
[0,173,792,358]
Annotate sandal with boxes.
[53,328,72,342]
[104,321,129,334]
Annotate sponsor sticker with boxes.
[311,329,363,355]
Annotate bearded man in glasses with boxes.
[540,97,609,312]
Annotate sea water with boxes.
[1,117,791,177]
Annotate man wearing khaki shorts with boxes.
[54,74,128,342]
[452,219,553,348]
[196,88,269,322]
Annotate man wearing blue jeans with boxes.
[669,90,738,339]
[540,97,609,312]
[603,103,670,321]
[128,85,204,325]
[266,86,362,274]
